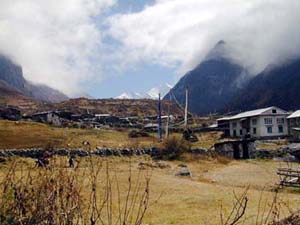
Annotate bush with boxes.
[128,130,150,138]
[0,158,151,225]
[159,136,191,160]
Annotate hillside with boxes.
[0,54,68,103]
[51,98,183,117]
[0,96,183,117]
[164,41,248,115]
[228,59,300,112]
[166,41,300,115]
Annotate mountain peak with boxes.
[204,40,229,62]
[164,40,245,115]
[116,83,173,100]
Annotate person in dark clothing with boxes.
[69,155,76,168]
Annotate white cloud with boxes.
[107,0,300,75]
[0,0,116,96]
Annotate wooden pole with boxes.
[184,87,188,130]
[158,93,162,142]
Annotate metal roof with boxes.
[287,110,300,119]
[216,117,232,121]
[219,106,288,121]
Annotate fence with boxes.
[277,167,300,188]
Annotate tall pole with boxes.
[165,93,171,139]
[158,93,162,142]
[184,87,188,130]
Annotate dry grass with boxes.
[0,120,158,149]
[256,140,289,150]
[0,120,224,150]
[0,157,299,225]
[1,120,300,224]
[0,157,151,225]
[166,131,223,150]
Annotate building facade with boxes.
[221,107,289,139]
[287,110,300,141]
[32,111,62,127]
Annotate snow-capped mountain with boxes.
[116,83,173,100]
[116,92,149,99]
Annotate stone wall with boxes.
[0,148,159,159]
[214,139,256,159]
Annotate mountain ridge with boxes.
[165,41,300,115]
[116,83,172,100]
[164,41,248,115]
[0,54,68,103]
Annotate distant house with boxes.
[95,114,111,119]
[219,107,289,139]
[70,114,82,122]
[0,107,21,121]
[144,123,158,132]
[55,111,73,120]
[31,111,61,126]
[216,117,231,137]
[287,110,300,140]
[104,116,120,126]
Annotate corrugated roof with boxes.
[225,106,289,120]
[288,110,300,119]
[228,107,274,120]
[217,117,232,121]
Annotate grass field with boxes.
[0,120,222,150]
[0,157,300,225]
[1,119,299,224]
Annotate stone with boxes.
[175,168,191,177]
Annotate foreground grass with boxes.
[0,157,299,225]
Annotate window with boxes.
[252,119,257,126]
[272,109,277,114]
[277,118,285,124]
[233,130,237,137]
[240,129,243,135]
[264,118,273,125]
[278,125,284,133]
[267,126,273,134]
[253,127,257,134]
[232,122,237,128]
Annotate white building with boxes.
[221,107,290,139]
[287,110,300,140]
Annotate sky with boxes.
[0,0,300,98]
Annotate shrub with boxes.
[128,130,150,138]
[0,158,151,225]
[159,136,191,160]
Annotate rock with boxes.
[178,163,188,168]
[0,157,6,163]
[189,148,208,154]
[138,161,171,169]
[175,168,191,177]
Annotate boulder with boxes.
[175,168,191,177]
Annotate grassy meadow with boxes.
[0,120,221,150]
[0,157,300,225]
[0,120,300,224]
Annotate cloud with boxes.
[107,0,300,75]
[0,0,116,96]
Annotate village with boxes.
[1,103,300,224]
[2,103,300,141]
[1,1,300,224]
